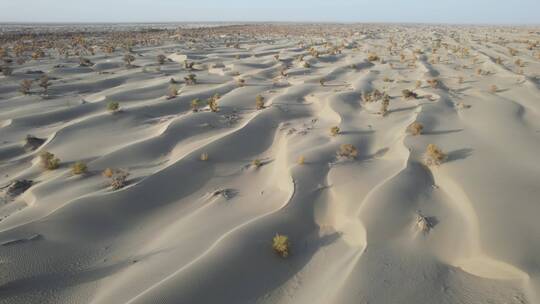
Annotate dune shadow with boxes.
[423,129,463,135]
[447,148,473,162]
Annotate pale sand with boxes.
[0,24,540,304]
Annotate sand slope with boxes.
[1,24,540,304]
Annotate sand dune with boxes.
[1,24,540,304]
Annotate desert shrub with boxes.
[255,95,265,110]
[184,74,197,85]
[1,66,13,76]
[39,74,50,93]
[424,144,446,166]
[367,53,379,62]
[237,78,245,87]
[338,144,358,159]
[490,85,498,93]
[207,94,219,112]
[383,76,393,83]
[330,126,340,136]
[103,169,129,190]
[272,234,290,258]
[402,89,418,99]
[184,60,195,70]
[303,62,311,68]
[72,162,87,175]
[415,213,431,233]
[123,54,135,66]
[456,102,471,109]
[319,78,326,86]
[19,79,32,95]
[427,79,439,88]
[157,54,167,64]
[79,57,94,67]
[380,98,390,116]
[39,151,60,170]
[191,98,200,112]
[458,76,464,84]
[167,84,178,99]
[200,152,209,161]
[415,80,422,88]
[297,155,305,165]
[407,122,423,135]
[107,102,120,113]
[252,159,262,168]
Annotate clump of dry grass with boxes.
[319,78,326,86]
[79,57,94,67]
[39,151,60,170]
[255,95,265,110]
[237,78,246,87]
[424,144,446,166]
[272,234,290,258]
[402,89,418,99]
[380,97,390,116]
[407,122,423,135]
[107,101,120,113]
[330,126,340,136]
[19,79,32,95]
[297,155,305,165]
[72,162,87,175]
[415,80,422,89]
[184,60,195,70]
[490,84,498,93]
[337,144,358,159]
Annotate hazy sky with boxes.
[1,0,539,24]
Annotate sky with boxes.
[0,0,539,24]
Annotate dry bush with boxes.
[297,155,305,165]
[490,84,498,93]
[272,234,290,258]
[123,54,135,66]
[107,101,120,113]
[39,74,50,93]
[255,95,265,110]
[237,78,245,87]
[167,84,178,99]
[338,144,358,159]
[303,62,311,68]
[191,98,200,112]
[72,162,87,175]
[424,144,446,166]
[184,60,195,70]
[39,151,60,170]
[407,122,423,135]
[1,66,13,76]
[456,102,471,109]
[458,76,464,84]
[380,98,390,116]
[19,79,32,95]
[157,54,167,64]
[402,89,418,99]
[427,79,439,88]
[79,57,94,67]
[330,126,340,136]
[103,168,130,190]
[207,94,219,112]
[415,80,422,89]
[319,78,326,86]
[367,53,379,62]
[184,74,197,85]
[251,159,262,168]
